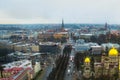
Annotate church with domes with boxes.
[101,47,120,78]
[83,46,120,79]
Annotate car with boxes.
[67,69,71,75]
[70,56,74,62]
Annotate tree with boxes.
[97,34,107,44]
[90,35,97,42]
[110,34,117,43]
[91,56,94,72]
[0,65,4,78]
[105,46,109,53]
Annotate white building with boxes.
[101,43,120,50]
[91,45,102,54]
[75,42,99,52]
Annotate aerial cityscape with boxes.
[0,21,120,80]
[0,0,120,80]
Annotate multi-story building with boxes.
[39,42,61,54]
[0,59,41,80]
[1,60,33,80]
[10,42,39,53]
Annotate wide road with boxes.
[64,47,75,80]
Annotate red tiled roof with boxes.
[1,67,33,80]
[47,30,55,32]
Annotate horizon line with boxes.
[0,23,119,25]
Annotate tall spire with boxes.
[62,19,64,29]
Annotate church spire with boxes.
[62,19,64,29]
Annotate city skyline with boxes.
[0,0,120,24]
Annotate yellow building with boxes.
[53,32,68,39]
[31,45,39,52]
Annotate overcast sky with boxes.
[0,0,120,24]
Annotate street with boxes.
[64,49,75,80]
